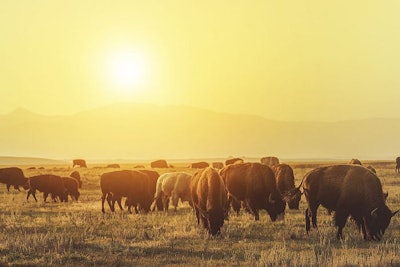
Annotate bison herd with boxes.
[0,157,399,241]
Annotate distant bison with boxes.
[396,157,400,173]
[150,160,168,168]
[272,164,301,209]
[190,162,209,169]
[27,174,68,202]
[106,164,120,168]
[349,158,362,165]
[220,162,285,221]
[225,158,243,166]
[70,171,82,188]
[154,172,193,212]
[260,156,280,167]
[72,159,87,168]
[100,170,152,213]
[61,177,80,201]
[190,167,228,236]
[211,162,224,169]
[287,165,398,240]
[0,167,29,192]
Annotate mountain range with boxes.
[1,103,399,161]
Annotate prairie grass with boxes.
[0,161,398,266]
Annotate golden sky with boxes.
[1,0,400,121]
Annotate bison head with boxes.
[267,193,286,222]
[206,209,225,236]
[370,206,399,241]
[287,192,302,210]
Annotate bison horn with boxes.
[392,210,399,217]
[371,208,379,218]
[268,194,276,204]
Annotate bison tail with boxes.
[282,187,302,203]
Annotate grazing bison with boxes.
[72,159,87,168]
[225,158,243,166]
[150,159,168,168]
[349,158,362,165]
[70,171,82,188]
[190,167,228,236]
[212,162,224,169]
[260,156,280,167]
[190,162,209,169]
[220,162,285,221]
[100,170,152,213]
[396,157,400,173]
[287,165,398,240]
[272,164,301,209]
[120,170,162,212]
[61,177,80,201]
[0,167,29,192]
[27,174,68,202]
[153,172,192,212]
[106,164,120,168]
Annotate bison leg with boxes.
[43,192,49,202]
[116,197,123,211]
[6,184,11,192]
[27,189,37,202]
[334,210,349,239]
[305,208,311,234]
[162,195,170,212]
[101,193,107,213]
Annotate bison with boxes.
[0,167,29,192]
[225,158,243,166]
[272,164,301,209]
[190,162,209,169]
[286,164,398,240]
[396,157,400,174]
[72,159,87,168]
[349,158,362,165]
[153,172,192,212]
[100,170,152,213]
[27,174,68,202]
[212,162,224,169]
[150,159,168,168]
[260,156,280,167]
[220,162,285,221]
[190,167,228,236]
[106,164,120,168]
[61,177,80,201]
[70,171,82,188]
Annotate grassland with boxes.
[0,160,399,266]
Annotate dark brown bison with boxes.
[212,162,224,169]
[73,159,87,168]
[220,162,285,221]
[100,170,152,213]
[272,164,301,209]
[61,177,80,201]
[225,158,243,166]
[190,167,228,236]
[260,156,280,167]
[287,165,398,240]
[190,162,209,169]
[396,157,400,173]
[0,167,29,192]
[150,159,168,168]
[70,171,82,188]
[27,174,68,202]
[106,164,120,168]
[349,158,362,165]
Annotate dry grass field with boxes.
[0,160,399,266]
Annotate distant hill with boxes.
[0,156,67,166]
[0,103,400,160]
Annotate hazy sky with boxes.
[1,1,400,121]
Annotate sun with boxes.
[108,50,149,93]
